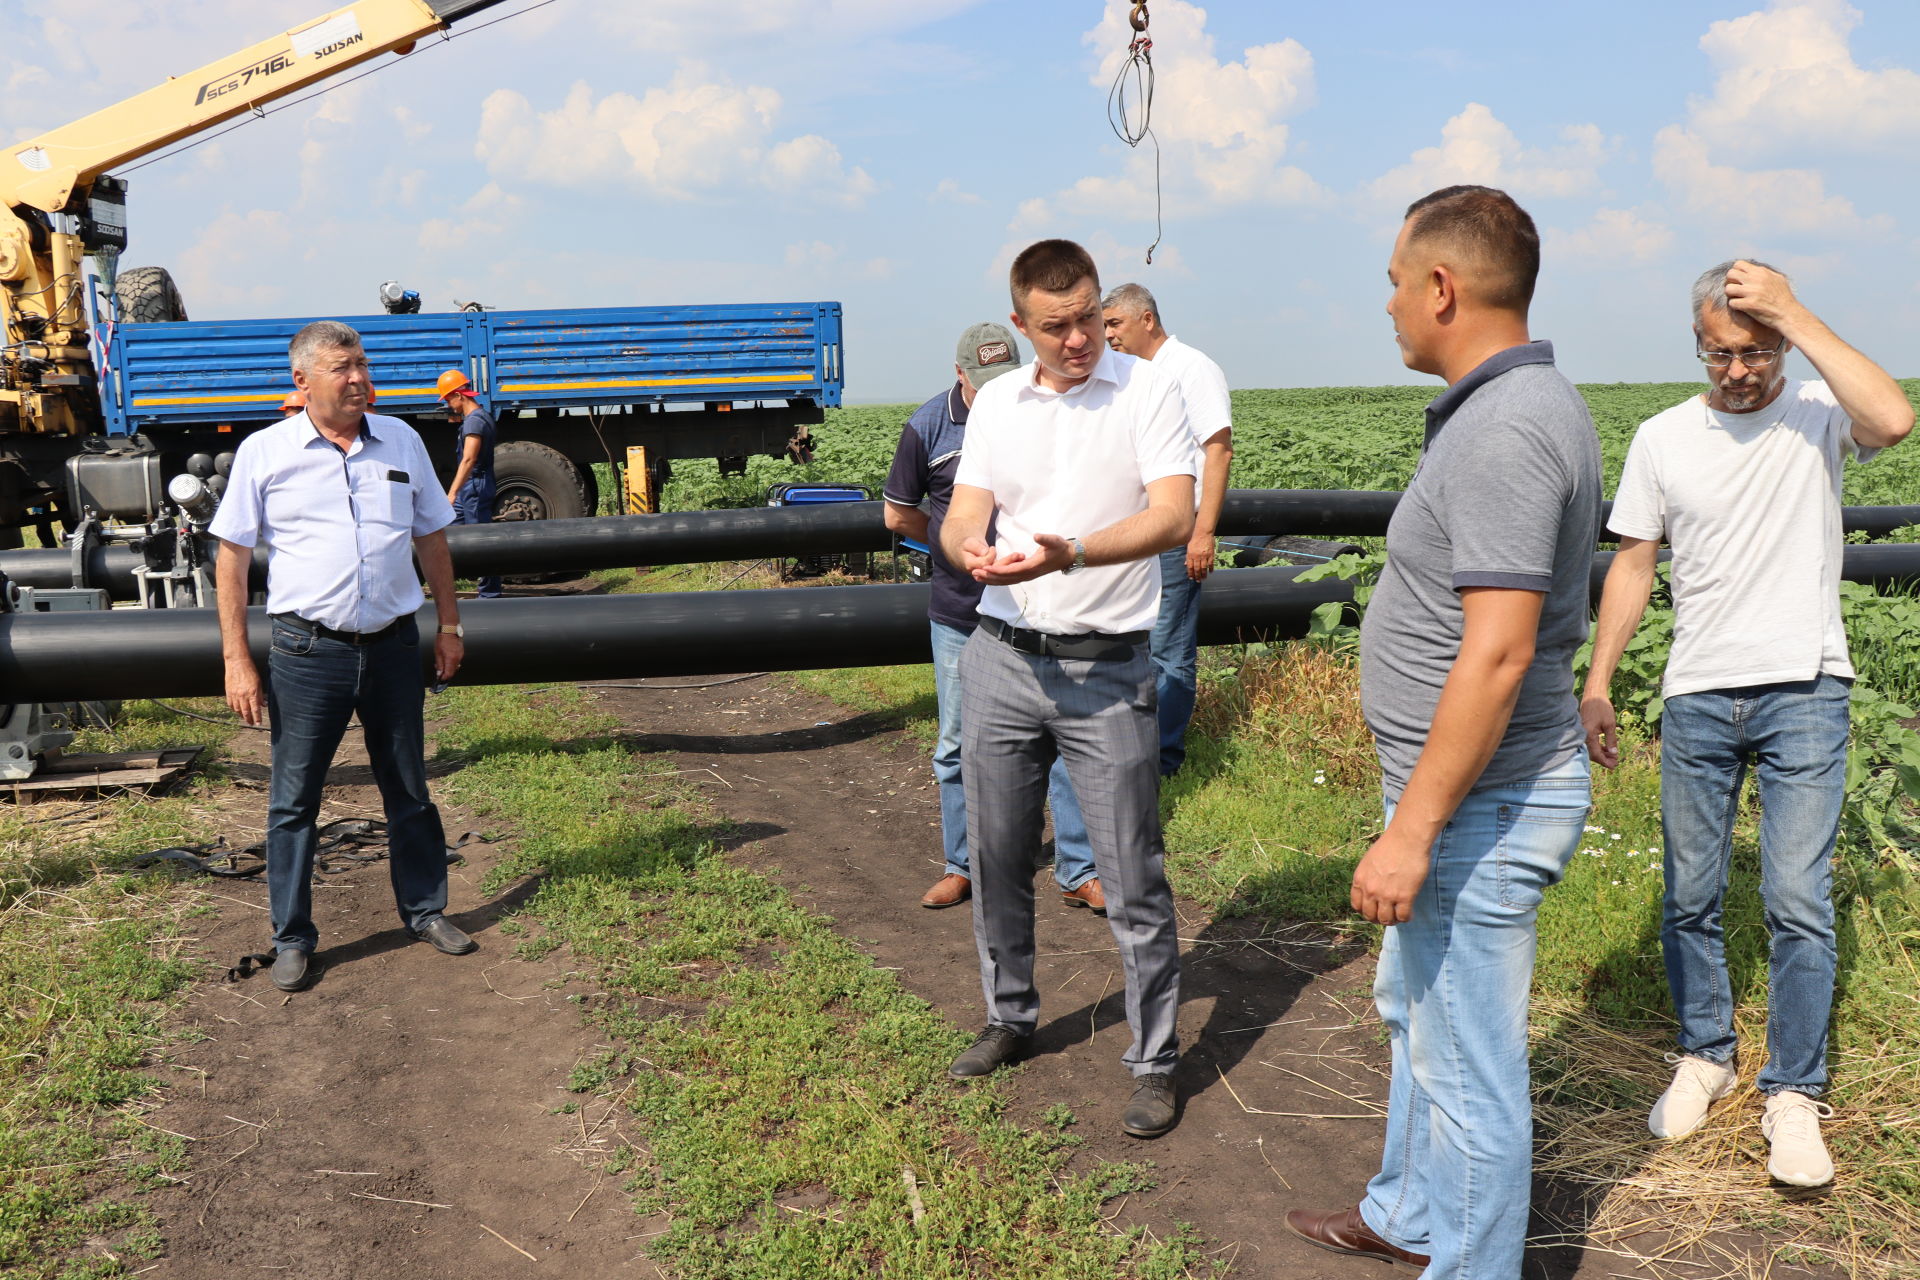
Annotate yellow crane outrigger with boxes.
[0,0,512,438]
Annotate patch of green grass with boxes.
[787,664,938,743]
[0,703,233,1278]
[434,684,1217,1279]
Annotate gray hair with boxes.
[289,319,363,373]
[1691,259,1785,323]
[1101,281,1160,322]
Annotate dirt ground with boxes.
[121,666,1727,1278]
[133,725,651,1277]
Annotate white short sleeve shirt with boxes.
[209,412,456,633]
[1607,379,1874,698]
[953,349,1196,635]
[1153,335,1233,449]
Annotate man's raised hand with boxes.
[1722,260,1803,332]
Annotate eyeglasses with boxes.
[1696,347,1782,369]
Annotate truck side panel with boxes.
[103,301,843,435]
[105,313,473,434]
[489,302,843,411]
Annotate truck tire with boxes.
[493,441,591,524]
[113,266,188,323]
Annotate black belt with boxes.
[271,613,403,646]
[980,615,1147,662]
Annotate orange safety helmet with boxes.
[280,390,307,414]
[435,369,472,403]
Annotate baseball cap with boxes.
[956,322,1023,388]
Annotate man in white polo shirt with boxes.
[211,320,474,994]
[1583,260,1912,1186]
[1101,283,1233,776]
[939,239,1196,1138]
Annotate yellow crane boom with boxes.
[0,0,511,437]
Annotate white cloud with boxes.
[1548,207,1675,265]
[1689,0,1920,155]
[1021,1,1323,230]
[1368,104,1615,206]
[931,179,982,206]
[782,239,893,279]
[170,208,297,312]
[1651,124,1887,238]
[418,182,522,252]
[476,67,875,206]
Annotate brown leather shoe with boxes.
[1060,879,1107,916]
[1284,1205,1430,1270]
[920,873,971,909]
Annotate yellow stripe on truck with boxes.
[497,375,796,392]
[133,387,440,406]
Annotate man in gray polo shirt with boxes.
[1286,186,1601,1279]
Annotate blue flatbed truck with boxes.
[12,299,843,535]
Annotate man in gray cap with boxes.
[884,324,1101,913]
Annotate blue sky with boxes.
[6,0,1919,402]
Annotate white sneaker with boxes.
[1648,1054,1738,1138]
[1762,1091,1835,1187]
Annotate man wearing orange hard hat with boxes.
[436,369,501,598]
[280,390,307,418]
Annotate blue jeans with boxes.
[265,616,450,953]
[1360,753,1590,1280]
[1150,546,1202,776]
[1659,674,1848,1097]
[454,481,502,598]
[930,620,1094,889]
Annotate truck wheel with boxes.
[114,266,189,323]
[492,441,591,523]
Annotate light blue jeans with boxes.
[1150,545,1203,776]
[930,620,1094,889]
[1360,752,1590,1280]
[1659,674,1848,1097]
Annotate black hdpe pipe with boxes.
[9,543,1920,704]
[0,567,1355,704]
[8,493,1919,601]
[1,494,1390,598]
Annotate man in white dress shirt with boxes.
[939,239,1196,1138]
[1102,283,1233,775]
[211,320,473,993]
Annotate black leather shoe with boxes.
[949,1026,1028,1079]
[1284,1205,1431,1269]
[1122,1071,1178,1137]
[270,948,313,992]
[408,916,478,955]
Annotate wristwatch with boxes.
[1062,537,1087,574]
[438,623,464,637]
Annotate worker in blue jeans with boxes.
[884,322,1102,913]
[436,368,503,599]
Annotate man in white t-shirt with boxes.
[1583,260,1912,1186]
[1102,283,1233,776]
[940,239,1197,1139]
